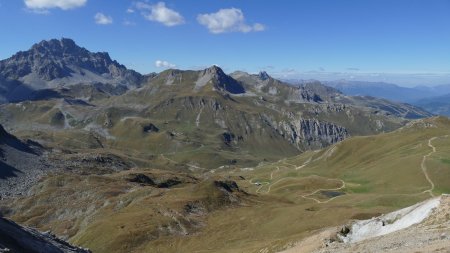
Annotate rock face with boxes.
[260,115,349,149]
[286,119,348,148]
[0,217,90,253]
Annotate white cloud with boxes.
[155,60,176,68]
[135,2,184,27]
[197,8,265,34]
[126,8,134,14]
[24,0,86,10]
[94,12,113,25]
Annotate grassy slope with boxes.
[3,117,450,253]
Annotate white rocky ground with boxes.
[280,195,450,253]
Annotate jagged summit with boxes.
[201,65,223,75]
[0,38,142,88]
[257,71,271,80]
[31,38,83,55]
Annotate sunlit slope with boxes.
[5,117,450,253]
[241,117,450,204]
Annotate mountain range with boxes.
[317,80,450,116]
[0,39,448,253]
[0,39,433,170]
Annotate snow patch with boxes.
[342,197,441,243]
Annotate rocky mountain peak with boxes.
[197,65,245,94]
[0,38,142,87]
[201,65,225,77]
[257,71,271,80]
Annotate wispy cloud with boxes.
[155,60,176,68]
[135,2,184,27]
[123,19,136,26]
[94,12,113,25]
[197,8,265,34]
[24,0,86,11]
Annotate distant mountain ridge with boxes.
[319,80,450,116]
[415,93,450,116]
[323,80,430,103]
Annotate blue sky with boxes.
[1,0,450,86]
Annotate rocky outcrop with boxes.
[60,153,134,175]
[260,115,349,149]
[213,180,243,193]
[211,180,247,206]
[0,217,90,253]
[127,173,194,188]
[143,123,159,133]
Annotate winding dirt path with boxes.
[264,177,292,194]
[270,166,280,180]
[256,182,270,193]
[300,179,346,204]
[422,137,437,197]
[250,167,279,193]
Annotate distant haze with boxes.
[275,71,450,88]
